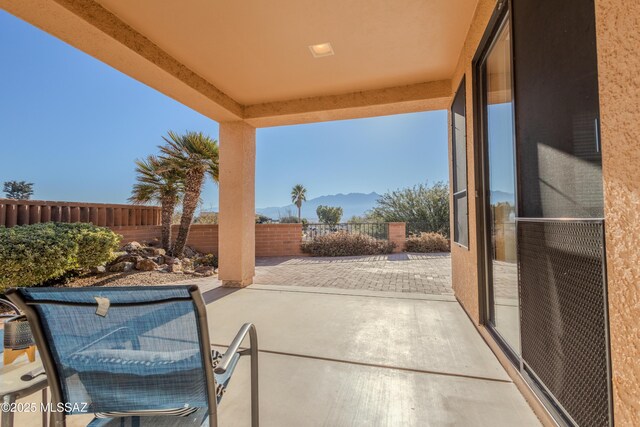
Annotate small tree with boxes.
[3,181,34,200]
[369,181,450,237]
[290,184,307,221]
[316,205,343,225]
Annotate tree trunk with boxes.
[172,171,204,257]
[160,194,176,251]
[298,204,301,221]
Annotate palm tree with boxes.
[291,184,307,222]
[160,131,219,257]
[129,155,183,251]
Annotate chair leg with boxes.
[2,394,15,427]
[41,389,47,427]
[3,347,35,365]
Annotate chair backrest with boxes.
[7,286,212,415]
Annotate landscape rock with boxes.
[150,256,165,265]
[194,265,215,277]
[136,258,158,271]
[164,256,179,265]
[109,261,135,272]
[122,241,143,252]
[114,254,144,264]
[167,261,182,273]
[183,246,198,259]
[146,238,161,247]
[108,240,207,276]
[143,247,166,256]
[90,266,106,274]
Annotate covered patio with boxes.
[11,279,540,426]
[2,0,637,425]
[0,0,466,289]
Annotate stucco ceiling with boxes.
[96,0,478,105]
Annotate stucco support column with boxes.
[595,1,640,424]
[218,121,256,287]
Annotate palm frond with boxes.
[130,154,183,204]
[291,184,307,203]
[159,131,219,183]
[129,183,158,204]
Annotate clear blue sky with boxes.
[0,10,448,210]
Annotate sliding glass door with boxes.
[474,0,612,424]
[479,14,520,355]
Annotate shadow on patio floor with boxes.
[204,284,540,427]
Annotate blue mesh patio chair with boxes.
[6,285,258,427]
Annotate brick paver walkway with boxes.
[254,252,452,295]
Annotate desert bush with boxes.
[70,223,122,269]
[404,232,450,253]
[369,182,450,237]
[255,214,272,224]
[0,223,121,291]
[279,216,301,223]
[194,212,218,224]
[195,253,218,268]
[301,232,395,257]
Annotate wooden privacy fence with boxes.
[0,199,161,228]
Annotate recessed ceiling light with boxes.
[309,42,334,58]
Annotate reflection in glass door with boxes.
[481,16,520,354]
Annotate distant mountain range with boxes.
[213,189,512,222]
[256,192,381,221]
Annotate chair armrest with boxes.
[214,323,257,374]
[0,298,21,315]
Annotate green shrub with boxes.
[0,223,76,291]
[0,223,121,291]
[404,232,450,253]
[69,224,121,269]
[301,232,395,257]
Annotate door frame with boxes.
[472,0,521,366]
[450,76,469,250]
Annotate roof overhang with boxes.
[0,0,478,126]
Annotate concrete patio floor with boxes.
[11,275,540,426]
[205,284,540,426]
